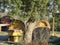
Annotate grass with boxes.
[0,31,8,35]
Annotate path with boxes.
[0,32,15,45]
[50,31,60,37]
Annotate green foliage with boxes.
[0,0,2,3]
[4,0,49,21]
[54,0,60,11]
[54,0,60,5]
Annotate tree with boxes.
[1,0,49,44]
[6,0,49,21]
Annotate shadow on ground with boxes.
[49,36,60,45]
[0,35,8,41]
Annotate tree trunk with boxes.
[52,17,55,36]
[24,22,36,43]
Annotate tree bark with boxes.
[24,22,36,43]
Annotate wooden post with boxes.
[52,16,55,36]
[0,26,1,32]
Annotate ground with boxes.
[49,31,60,45]
[0,31,60,45]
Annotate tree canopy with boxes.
[0,0,60,21]
[0,0,49,21]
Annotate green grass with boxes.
[55,31,60,34]
[0,31,8,35]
